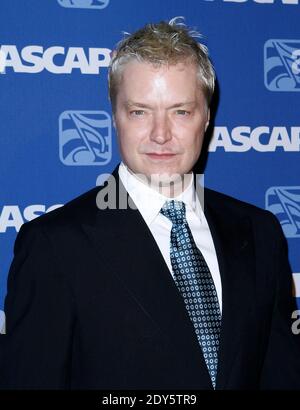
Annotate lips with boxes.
[146,153,177,160]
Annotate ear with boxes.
[205,109,210,131]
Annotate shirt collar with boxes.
[118,162,203,226]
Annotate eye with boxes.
[175,110,190,116]
[130,110,145,116]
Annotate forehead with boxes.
[119,59,198,82]
[117,60,203,101]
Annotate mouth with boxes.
[145,153,177,160]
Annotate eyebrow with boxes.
[125,100,196,109]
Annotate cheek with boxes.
[118,130,142,157]
[118,118,147,140]
[184,130,204,150]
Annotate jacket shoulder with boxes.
[204,187,279,226]
[23,185,101,232]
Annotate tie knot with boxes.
[160,200,186,226]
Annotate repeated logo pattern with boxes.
[59,110,112,166]
[57,0,110,9]
[160,200,221,388]
[264,39,300,91]
[265,186,300,238]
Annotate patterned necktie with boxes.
[160,200,221,388]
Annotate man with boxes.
[1,18,300,390]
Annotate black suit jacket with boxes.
[1,170,300,389]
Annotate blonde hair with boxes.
[108,17,215,112]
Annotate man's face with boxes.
[114,60,210,184]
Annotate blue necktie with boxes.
[160,200,221,388]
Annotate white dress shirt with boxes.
[118,162,222,312]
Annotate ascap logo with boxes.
[0,45,111,74]
[58,0,110,8]
[204,0,298,4]
[265,186,300,238]
[59,111,112,166]
[264,40,300,91]
[209,126,300,152]
[0,205,63,233]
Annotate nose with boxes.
[149,113,172,145]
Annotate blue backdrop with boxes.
[0,0,299,332]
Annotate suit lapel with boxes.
[204,191,255,389]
